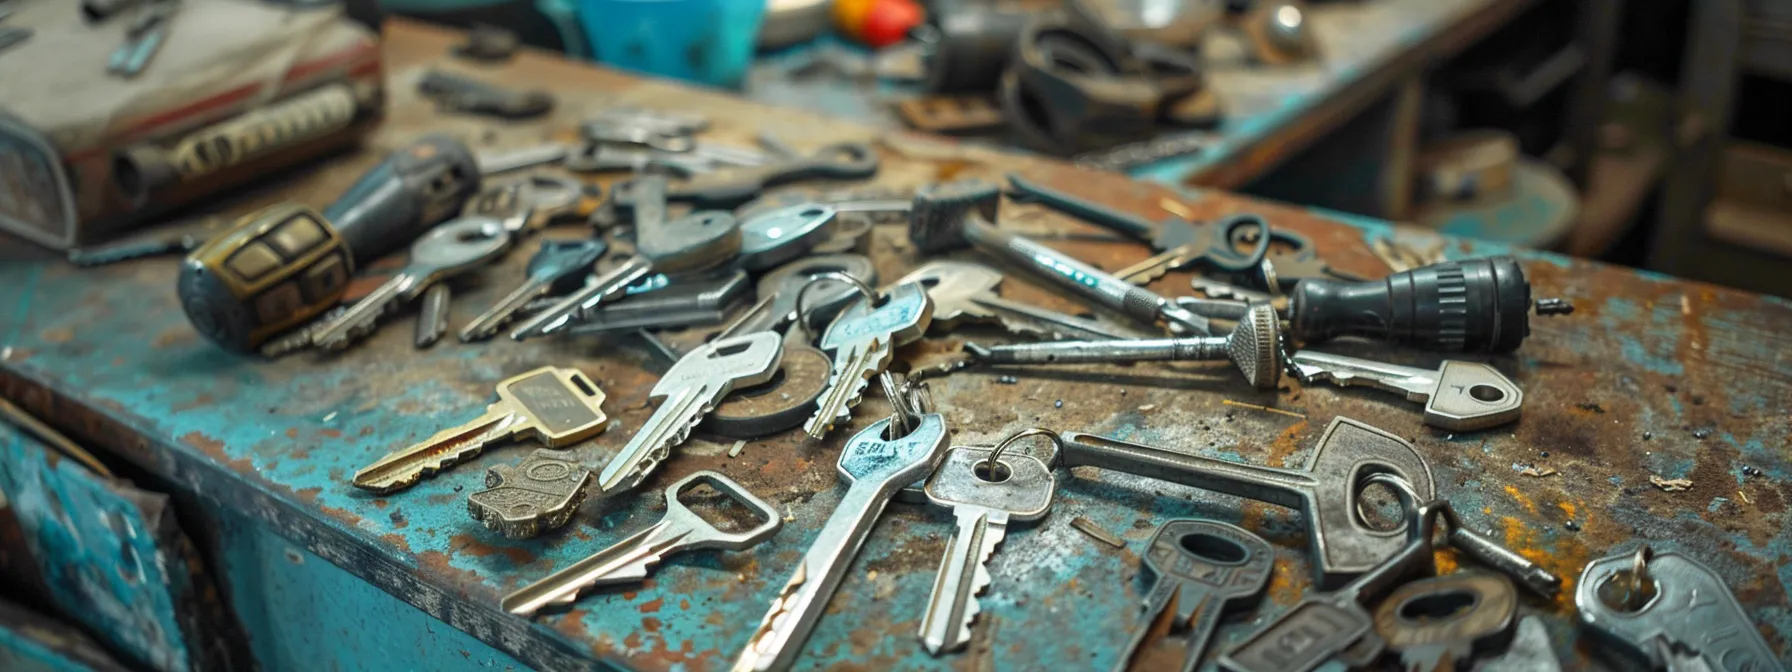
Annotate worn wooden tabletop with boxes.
[746,0,1535,188]
[2,19,1790,672]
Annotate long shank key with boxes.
[803,282,934,438]
[311,217,511,349]
[1291,351,1524,431]
[897,260,1137,341]
[917,446,1055,655]
[460,238,608,342]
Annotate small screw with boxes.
[1535,298,1575,315]
[1564,520,1581,531]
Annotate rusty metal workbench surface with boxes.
[3,20,1791,672]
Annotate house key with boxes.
[1290,351,1524,431]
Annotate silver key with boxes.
[965,302,1284,390]
[803,282,934,438]
[733,413,950,671]
[722,254,878,338]
[475,143,570,175]
[311,217,511,350]
[596,331,783,495]
[459,238,608,342]
[1115,520,1275,672]
[896,261,1139,341]
[511,204,740,339]
[502,470,781,616]
[1577,547,1779,672]
[563,270,748,335]
[918,446,1055,655]
[1290,351,1524,431]
[736,202,839,272]
[414,284,451,348]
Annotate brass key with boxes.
[353,367,609,494]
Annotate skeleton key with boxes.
[501,470,780,616]
[1290,351,1524,431]
[311,217,511,350]
[1576,547,1779,672]
[468,449,593,539]
[1113,520,1274,672]
[1059,417,1435,588]
[897,260,1139,341]
[353,367,609,494]
[917,445,1055,655]
[803,282,934,438]
[733,413,950,672]
[1371,571,1519,672]
[459,238,608,342]
[596,331,782,495]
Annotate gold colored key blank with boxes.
[354,367,610,494]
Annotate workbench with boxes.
[2,19,1790,672]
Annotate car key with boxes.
[724,254,879,337]
[468,449,593,540]
[353,366,609,494]
[511,206,740,338]
[896,260,1139,341]
[1290,351,1524,431]
[1058,417,1435,588]
[414,284,451,348]
[596,331,783,495]
[1372,571,1520,671]
[1113,520,1274,672]
[734,413,950,672]
[909,180,1211,336]
[803,282,934,438]
[1576,547,1779,671]
[611,142,881,212]
[917,444,1055,655]
[311,216,512,350]
[563,270,749,335]
[736,202,840,272]
[501,470,781,616]
[963,302,1283,390]
[1221,492,1449,672]
[459,238,608,342]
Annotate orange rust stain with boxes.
[417,550,454,574]
[152,327,194,348]
[639,597,664,614]
[552,610,589,639]
[380,533,412,553]
[705,611,726,626]
[1433,547,1461,575]
[623,632,643,649]
[320,428,343,438]
[39,327,74,343]
[1265,556,1305,607]
[641,617,661,633]
[294,487,322,503]
[1497,516,1586,612]
[285,428,300,439]
[172,393,213,411]
[1558,501,1578,520]
[1263,420,1312,467]
[679,599,690,610]
[5,348,33,361]
[373,499,389,509]
[622,590,639,600]
[1503,485,1539,515]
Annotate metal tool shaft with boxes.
[969,337,1226,364]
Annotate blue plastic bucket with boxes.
[578,0,767,88]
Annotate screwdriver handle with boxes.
[1288,256,1533,353]
[326,133,482,263]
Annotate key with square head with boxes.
[311,216,512,350]
[596,331,783,496]
[511,206,740,339]
[1113,520,1275,672]
[1576,547,1779,672]
[353,366,609,494]
[468,448,593,539]
[1290,351,1524,431]
[917,444,1055,655]
[501,470,781,616]
[733,413,950,672]
[459,238,608,342]
[897,260,1139,341]
[1058,417,1435,588]
[803,282,934,438]
[1371,571,1520,672]
[963,302,1284,390]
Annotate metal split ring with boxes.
[980,427,1064,476]
[792,271,880,328]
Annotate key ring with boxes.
[980,427,1063,478]
[792,271,880,328]
[1203,214,1273,272]
[1628,545,1655,603]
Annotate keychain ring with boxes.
[981,427,1063,478]
[792,272,879,329]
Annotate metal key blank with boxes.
[736,202,840,271]
[1576,547,1779,671]
[312,217,512,350]
[563,270,748,335]
[1113,520,1274,672]
[460,238,608,342]
[1059,417,1435,587]
[1291,351,1524,431]
[354,366,609,493]
[597,332,783,495]
[502,470,781,616]
[1372,571,1519,671]
[734,414,950,671]
[897,260,1138,341]
[918,446,1055,655]
[468,449,594,539]
[804,282,934,438]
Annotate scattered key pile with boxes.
[117,105,1774,670]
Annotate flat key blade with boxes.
[353,408,523,493]
[919,508,1005,655]
[803,339,884,438]
[1290,350,1441,401]
[500,523,689,616]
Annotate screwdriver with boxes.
[1182,256,1572,353]
[177,134,482,353]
